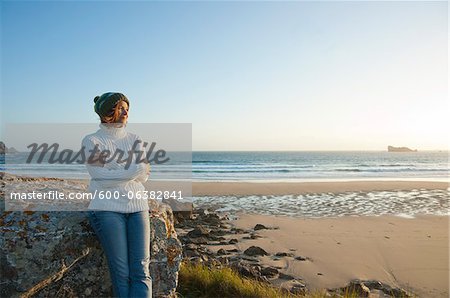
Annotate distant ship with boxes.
[388,146,417,152]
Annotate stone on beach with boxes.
[254,223,269,230]
[275,252,295,257]
[243,245,269,256]
[186,225,210,238]
[260,266,279,278]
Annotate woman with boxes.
[83,92,152,298]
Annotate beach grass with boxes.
[176,261,302,298]
[176,261,364,298]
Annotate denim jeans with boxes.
[88,211,152,298]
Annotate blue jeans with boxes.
[88,211,152,298]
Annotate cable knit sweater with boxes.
[82,124,150,213]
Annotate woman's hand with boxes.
[88,153,105,167]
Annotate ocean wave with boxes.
[193,169,294,173]
[356,163,418,167]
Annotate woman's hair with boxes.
[100,101,126,123]
[93,92,130,123]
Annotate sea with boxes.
[1,151,448,182]
[2,151,449,218]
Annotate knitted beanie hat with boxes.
[94,92,130,118]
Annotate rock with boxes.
[254,224,268,230]
[186,226,210,238]
[216,256,229,265]
[231,261,263,281]
[290,281,307,295]
[193,208,209,216]
[387,146,417,152]
[261,266,279,278]
[250,233,263,239]
[294,256,309,261]
[208,235,226,241]
[209,228,228,237]
[0,142,17,154]
[243,233,263,240]
[279,272,296,280]
[226,248,239,253]
[362,280,383,290]
[230,228,245,234]
[8,147,18,153]
[204,241,222,246]
[1,193,182,297]
[337,280,370,297]
[378,284,412,297]
[184,249,200,258]
[84,287,92,296]
[228,238,238,244]
[161,198,193,221]
[184,243,199,250]
[330,279,412,298]
[275,252,295,257]
[217,249,227,255]
[198,213,221,226]
[220,223,232,229]
[187,237,209,245]
[243,246,268,256]
[189,256,203,264]
[240,256,260,263]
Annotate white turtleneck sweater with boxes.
[82,124,150,213]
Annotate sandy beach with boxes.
[193,181,449,297]
[190,180,449,297]
[4,175,449,296]
[222,214,449,297]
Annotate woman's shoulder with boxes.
[125,131,142,141]
[81,130,102,145]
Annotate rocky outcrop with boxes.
[162,198,193,222]
[387,146,417,152]
[0,181,182,297]
[0,142,18,154]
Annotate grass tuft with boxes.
[177,261,301,298]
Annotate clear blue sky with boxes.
[1,1,447,150]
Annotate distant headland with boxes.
[0,141,18,154]
[388,145,417,152]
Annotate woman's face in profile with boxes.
[116,101,129,124]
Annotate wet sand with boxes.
[192,180,448,196]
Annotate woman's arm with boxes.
[134,135,151,183]
[81,136,148,187]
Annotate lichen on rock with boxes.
[1,175,183,298]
